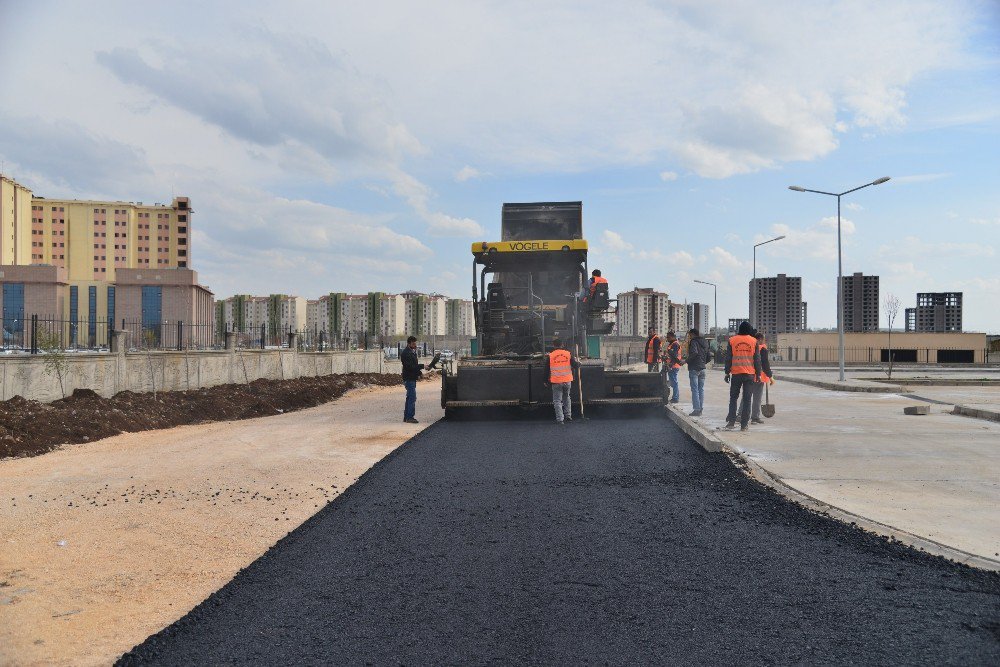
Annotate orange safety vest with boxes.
[757,342,770,382]
[729,334,757,375]
[667,340,682,369]
[645,335,659,363]
[588,275,608,298]
[549,348,573,384]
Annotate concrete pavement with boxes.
[669,368,1000,567]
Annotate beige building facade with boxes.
[776,331,988,364]
[1,175,34,265]
[616,288,671,337]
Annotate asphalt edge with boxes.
[665,404,1000,573]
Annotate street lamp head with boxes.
[774,235,786,241]
[788,185,806,192]
[873,176,891,185]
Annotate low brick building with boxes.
[113,268,214,347]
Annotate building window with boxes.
[70,286,79,345]
[141,285,162,344]
[108,286,116,329]
[2,283,25,342]
[88,286,97,345]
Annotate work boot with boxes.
[565,416,573,422]
[740,424,750,431]
[404,418,419,424]
[688,410,702,417]
[724,422,736,430]
[751,418,764,425]
[556,420,565,425]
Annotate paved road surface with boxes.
[119,417,1000,665]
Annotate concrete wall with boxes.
[776,331,988,364]
[0,348,384,403]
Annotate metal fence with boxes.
[1,315,222,353]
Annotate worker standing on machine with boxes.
[585,269,608,303]
[644,327,662,372]
[664,330,683,404]
[544,337,581,425]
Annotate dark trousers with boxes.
[647,361,660,372]
[726,374,754,427]
[404,380,417,420]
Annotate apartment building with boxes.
[446,298,475,336]
[218,294,306,337]
[905,292,963,332]
[686,302,711,334]
[402,291,447,336]
[616,288,670,337]
[667,301,688,334]
[842,272,879,332]
[749,274,807,338]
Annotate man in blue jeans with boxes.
[400,335,438,423]
[684,328,712,416]
[663,331,683,404]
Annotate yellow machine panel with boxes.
[471,239,589,254]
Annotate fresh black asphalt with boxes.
[120,416,1000,665]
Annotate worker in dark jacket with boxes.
[749,331,774,424]
[400,336,438,424]
[685,328,712,416]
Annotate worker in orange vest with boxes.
[644,327,662,372]
[663,330,683,404]
[543,337,581,424]
[724,321,761,431]
[586,269,608,302]
[749,331,775,424]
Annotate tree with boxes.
[37,328,70,399]
[884,293,901,379]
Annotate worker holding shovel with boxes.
[749,331,775,423]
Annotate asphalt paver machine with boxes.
[441,201,667,418]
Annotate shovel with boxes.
[577,366,588,421]
[762,381,775,418]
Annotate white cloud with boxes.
[659,171,678,181]
[758,218,854,262]
[454,165,482,182]
[709,246,747,269]
[879,235,994,259]
[601,230,633,252]
[844,202,864,211]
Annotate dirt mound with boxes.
[0,373,415,460]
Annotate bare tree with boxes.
[884,293,901,379]
[37,329,69,398]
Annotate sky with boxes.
[1,0,998,332]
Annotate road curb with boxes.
[665,405,1000,572]
[952,404,1000,422]
[664,405,723,452]
[780,375,904,393]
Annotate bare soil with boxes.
[0,373,408,459]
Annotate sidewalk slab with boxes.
[666,372,1000,570]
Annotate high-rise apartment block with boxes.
[749,274,807,337]
[668,301,688,334]
[842,272,879,332]
[905,292,963,332]
[616,288,670,336]
[686,303,711,335]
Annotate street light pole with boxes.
[751,235,786,329]
[789,176,890,381]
